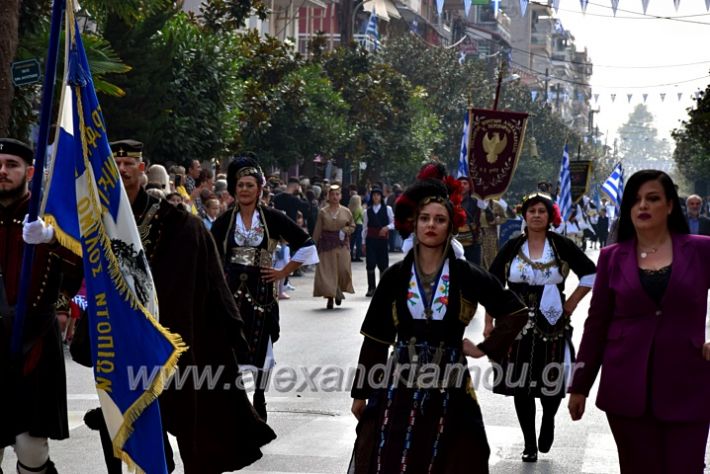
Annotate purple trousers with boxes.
[607,413,709,473]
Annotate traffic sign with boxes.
[11,59,41,87]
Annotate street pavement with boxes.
[3,247,709,473]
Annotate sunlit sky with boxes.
[553,0,710,145]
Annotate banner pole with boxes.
[492,60,504,111]
[11,0,66,356]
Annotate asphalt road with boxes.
[2,248,709,473]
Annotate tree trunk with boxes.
[0,0,21,136]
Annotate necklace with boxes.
[639,247,657,259]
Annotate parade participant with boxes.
[348,194,364,262]
[484,192,596,462]
[362,187,393,296]
[85,140,276,474]
[349,177,528,473]
[479,198,507,268]
[569,170,710,473]
[313,184,355,309]
[596,208,610,247]
[211,156,318,420]
[0,138,82,474]
[456,176,482,265]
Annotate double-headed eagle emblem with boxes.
[482,132,507,163]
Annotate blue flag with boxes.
[457,111,470,178]
[42,11,185,474]
[557,144,573,221]
[602,162,624,212]
[365,9,380,51]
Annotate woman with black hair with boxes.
[211,156,319,421]
[569,170,710,473]
[349,176,528,473]
[484,192,596,462]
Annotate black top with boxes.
[366,204,388,229]
[639,264,672,305]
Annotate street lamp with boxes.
[76,7,97,34]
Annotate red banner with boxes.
[467,108,528,201]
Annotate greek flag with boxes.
[557,144,573,221]
[602,162,624,210]
[365,10,379,51]
[457,112,469,178]
[42,9,185,473]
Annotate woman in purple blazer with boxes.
[568,170,710,473]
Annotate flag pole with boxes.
[11,0,66,356]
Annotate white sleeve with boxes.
[362,209,368,241]
[387,206,395,230]
[579,273,596,288]
[290,244,319,265]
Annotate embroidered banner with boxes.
[466,108,528,201]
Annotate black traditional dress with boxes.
[488,232,596,398]
[1,194,82,448]
[211,204,317,369]
[349,248,527,474]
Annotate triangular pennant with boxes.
[706,0,710,11]
[660,92,666,102]
[642,93,648,103]
[641,0,650,13]
[531,90,539,101]
[611,0,620,15]
[678,92,683,101]
[627,93,633,103]
[580,0,589,11]
[611,93,616,102]
[464,0,472,16]
[553,0,561,12]
[594,93,599,102]
[673,0,680,10]
[519,0,528,16]
[436,0,445,14]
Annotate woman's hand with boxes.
[261,267,284,283]
[351,399,366,420]
[462,338,485,358]
[568,393,586,421]
[483,314,494,338]
[703,341,710,361]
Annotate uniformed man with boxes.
[0,138,82,474]
[84,139,275,474]
[362,187,393,296]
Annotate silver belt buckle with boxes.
[230,247,257,266]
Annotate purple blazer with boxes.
[569,233,710,422]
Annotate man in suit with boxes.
[686,194,710,235]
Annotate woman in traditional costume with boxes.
[484,192,596,462]
[211,157,319,421]
[349,176,528,474]
[312,184,356,309]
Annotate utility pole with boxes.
[340,0,354,45]
[544,67,549,103]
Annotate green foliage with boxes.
[201,0,270,32]
[672,85,710,184]
[8,0,136,138]
[381,35,491,170]
[322,45,437,183]
[618,104,669,165]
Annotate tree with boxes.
[322,45,440,184]
[618,104,671,173]
[672,84,710,186]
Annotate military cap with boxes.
[370,187,383,196]
[0,138,34,164]
[110,139,143,159]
